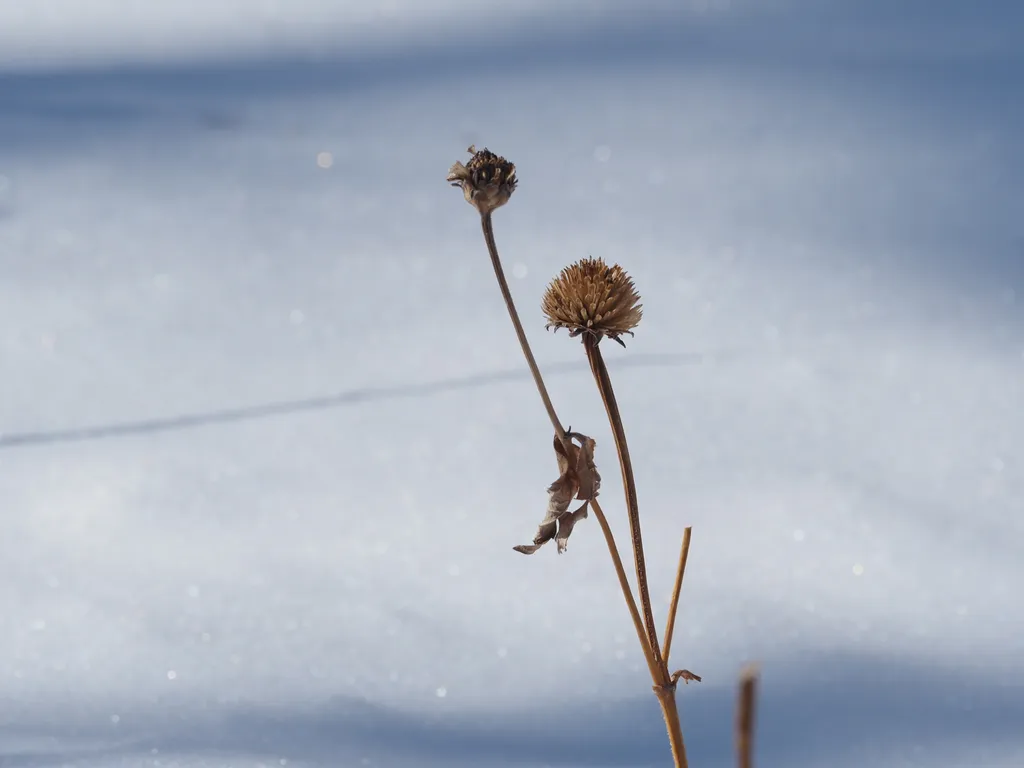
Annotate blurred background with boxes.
[1,2,1022,766]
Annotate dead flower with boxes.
[542,257,643,347]
[447,145,518,215]
[514,432,601,555]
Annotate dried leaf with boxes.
[671,669,703,685]
[552,432,574,476]
[570,432,601,501]
[555,502,589,553]
[514,433,600,555]
[512,542,545,555]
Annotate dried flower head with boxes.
[446,145,517,215]
[543,258,643,346]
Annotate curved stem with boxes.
[584,336,661,665]
[480,212,566,442]
[475,212,685,765]
[586,336,687,766]
[590,499,658,679]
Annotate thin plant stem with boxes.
[594,505,685,768]
[662,527,693,662]
[478,211,652,675]
[585,335,688,768]
[736,665,759,768]
[589,499,659,679]
[480,212,566,442]
[583,336,661,663]
[656,687,689,768]
[475,211,686,766]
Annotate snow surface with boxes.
[1,1,1023,766]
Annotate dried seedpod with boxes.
[446,145,566,442]
[542,257,643,347]
[446,145,518,215]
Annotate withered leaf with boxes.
[570,432,601,501]
[514,432,600,556]
[671,669,703,685]
[555,502,589,553]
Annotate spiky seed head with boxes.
[446,145,517,215]
[542,258,643,345]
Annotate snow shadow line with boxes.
[0,650,1021,767]
[0,351,733,451]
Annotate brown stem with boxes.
[475,212,685,765]
[586,336,687,767]
[656,684,690,768]
[662,527,693,662]
[736,665,759,768]
[589,499,659,680]
[480,212,566,443]
[593,498,686,767]
[584,336,661,665]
